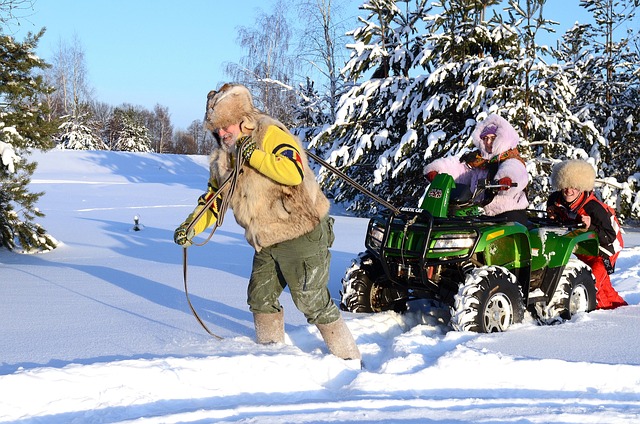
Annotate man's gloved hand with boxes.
[497,177,512,191]
[236,136,257,162]
[174,223,195,247]
[426,171,438,182]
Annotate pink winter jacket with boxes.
[423,114,529,216]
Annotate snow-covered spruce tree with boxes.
[294,77,331,128]
[0,30,58,251]
[111,108,152,153]
[56,114,109,150]
[554,0,640,220]
[311,0,596,215]
[494,0,603,207]
[310,0,434,212]
[291,77,332,148]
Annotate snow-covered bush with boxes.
[57,116,108,150]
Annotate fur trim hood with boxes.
[472,114,520,159]
[551,159,596,191]
[205,83,260,132]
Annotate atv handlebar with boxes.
[482,181,518,190]
[527,210,588,231]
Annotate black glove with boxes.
[602,255,615,274]
[460,149,484,168]
[174,223,195,247]
[237,136,256,162]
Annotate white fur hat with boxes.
[550,159,596,191]
[204,83,258,132]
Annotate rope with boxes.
[183,247,223,340]
[181,140,248,339]
[182,142,400,338]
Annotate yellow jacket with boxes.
[182,122,328,250]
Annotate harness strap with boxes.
[306,149,400,215]
[182,140,249,339]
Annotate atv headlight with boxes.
[366,220,385,251]
[432,232,476,252]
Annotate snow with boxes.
[2,149,640,423]
[0,138,19,173]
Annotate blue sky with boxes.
[13,0,272,129]
[10,0,608,130]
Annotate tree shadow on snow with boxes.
[79,150,210,189]
[75,216,358,301]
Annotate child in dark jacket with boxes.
[546,159,626,310]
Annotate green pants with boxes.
[247,215,340,325]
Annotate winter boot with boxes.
[253,309,285,344]
[316,316,361,360]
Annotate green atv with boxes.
[340,173,599,333]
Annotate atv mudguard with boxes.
[475,222,532,271]
[528,226,599,270]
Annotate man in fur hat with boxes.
[424,113,529,224]
[173,83,361,360]
[547,159,627,310]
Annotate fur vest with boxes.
[209,116,330,251]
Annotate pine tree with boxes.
[311,0,597,214]
[57,114,108,150]
[295,78,330,128]
[0,29,58,251]
[310,0,432,212]
[111,108,152,153]
[555,0,640,219]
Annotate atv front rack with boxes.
[366,208,487,286]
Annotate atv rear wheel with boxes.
[450,266,525,333]
[340,253,408,313]
[568,272,597,315]
[535,259,597,324]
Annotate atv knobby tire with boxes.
[450,266,525,333]
[340,253,408,313]
[535,259,597,324]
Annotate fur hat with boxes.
[550,159,596,191]
[204,83,258,132]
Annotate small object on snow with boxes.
[132,215,144,231]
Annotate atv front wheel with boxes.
[535,259,597,324]
[450,266,525,333]
[340,253,408,313]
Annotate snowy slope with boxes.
[1,149,640,423]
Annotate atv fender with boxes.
[476,222,532,270]
[529,227,599,269]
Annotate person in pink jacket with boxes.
[424,114,529,225]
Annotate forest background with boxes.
[1,0,639,252]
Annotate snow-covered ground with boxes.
[1,149,640,423]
